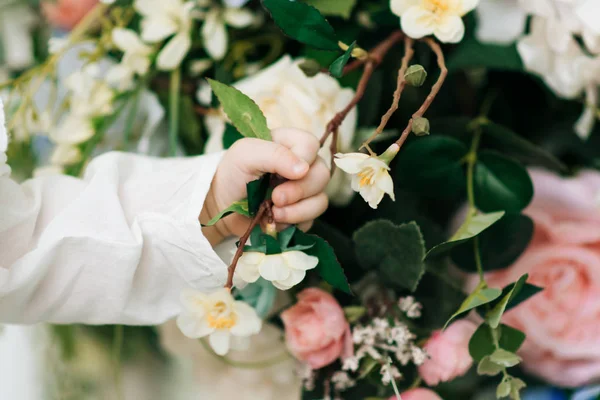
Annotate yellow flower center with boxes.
[206,301,237,329]
[422,0,450,14]
[358,168,376,187]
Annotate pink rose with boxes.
[418,320,477,386]
[281,288,353,369]
[476,168,600,387]
[391,388,443,400]
[42,0,99,30]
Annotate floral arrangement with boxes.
[1,0,600,399]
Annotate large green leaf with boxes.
[303,0,357,18]
[207,79,272,141]
[447,40,523,71]
[445,284,502,328]
[353,220,426,292]
[262,0,339,51]
[247,174,271,215]
[395,135,468,198]
[451,213,534,272]
[426,211,505,259]
[329,41,355,78]
[222,123,244,149]
[469,323,526,362]
[474,151,534,213]
[203,200,250,227]
[295,230,351,294]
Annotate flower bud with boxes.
[412,117,430,136]
[405,64,427,87]
[298,59,321,77]
[351,47,369,60]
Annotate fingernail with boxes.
[293,161,308,175]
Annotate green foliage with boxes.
[427,211,505,258]
[262,0,339,50]
[469,323,526,362]
[353,220,426,292]
[474,151,534,213]
[329,41,355,78]
[445,284,502,328]
[478,274,543,320]
[246,174,271,215]
[303,0,357,19]
[484,274,530,328]
[203,200,250,227]
[207,79,272,141]
[222,123,244,149]
[490,349,521,367]
[447,40,523,71]
[451,213,534,272]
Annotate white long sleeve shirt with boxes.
[0,151,227,325]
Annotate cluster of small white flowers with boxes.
[398,296,422,318]
[298,363,316,391]
[477,0,600,139]
[331,371,356,391]
[380,362,402,386]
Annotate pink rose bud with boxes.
[281,288,353,369]
[418,320,477,386]
[42,0,99,30]
[392,388,443,400]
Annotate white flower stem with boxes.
[386,357,402,400]
[168,68,181,157]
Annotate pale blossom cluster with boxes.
[477,0,600,138]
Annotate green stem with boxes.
[474,236,485,283]
[112,325,124,400]
[123,87,143,148]
[199,338,291,369]
[168,68,181,157]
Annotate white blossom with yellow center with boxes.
[390,0,479,43]
[237,251,319,290]
[334,144,398,209]
[176,288,262,356]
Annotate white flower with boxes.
[50,144,82,166]
[0,99,10,177]
[48,37,70,55]
[107,28,153,90]
[33,165,64,177]
[200,5,254,60]
[237,251,318,290]
[204,55,359,206]
[334,144,398,209]
[390,0,479,43]
[135,0,194,71]
[176,288,262,356]
[0,3,37,70]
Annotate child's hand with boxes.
[201,128,331,246]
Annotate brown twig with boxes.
[361,37,415,153]
[194,105,218,116]
[394,37,448,149]
[224,200,271,289]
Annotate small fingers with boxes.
[272,193,329,225]
[272,157,330,207]
[271,128,320,165]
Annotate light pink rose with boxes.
[418,320,477,386]
[281,288,353,369]
[42,0,99,30]
[391,388,443,400]
[473,168,600,387]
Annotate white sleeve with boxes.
[0,151,228,325]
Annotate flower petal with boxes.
[176,311,213,338]
[334,153,369,174]
[460,0,480,15]
[112,28,145,53]
[202,10,228,60]
[434,15,465,43]
[274,268,306,291]
[476,0,527,44]
[209,330,231,355]
[282,251,319,271]
[236,252,264,283]
[140,16,178,42]
[401,6,435,40]
[231,301,262,335]
[223,8,254,28]
[157,33,191,71]
[376,170,395,199]
[259,254,291,282]
[389,0,418,17]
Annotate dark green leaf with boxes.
[250,225,265,248]
[445,284,502,328]
[279,226,297,249]
[207,79,272,141]
[451,214,534,272]
[478,275,543,318]
[265,235,282,255]
[474,151,534,213]
[247,174,271,215]
[485,274,529,328]
[295,230,351,294]
[499,324,526,354]
[469,323,526,362]
[482,121,566,172]
[353,220,426,292]
[426,211,505,259]
[447,40,523,72]
[329,41,355,78]
[202,200,250,227]
[303,0,357,18]
[395,135,468,198]
[262,0,339,51]
[222,123,244,149]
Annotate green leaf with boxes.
[474,151,534,213]
[490,349,521,367]
[426,211,505,259]
[485,274,529,328]
[203,200,250,227]
[451,214,534,273]
[265,235,282,255]
[303,0,357,18]
[329,41,355,78]
[343,306,366,323]
[447,40,523,71]
[395,135,468,198]
[479,275,543,319]
[222,123,244,149]
[207,79,272,141]
[295,230,351,294]
[279,226,297,249]
[481,121,566,172]
[445,284,502,328]
[469,323,526,362]
[497,379,511,398]
[353,220,426,292]
[262,0,339,51]
[247,174,271,215]
[477,356,504,376]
